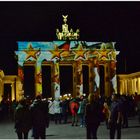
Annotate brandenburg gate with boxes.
[15,15,119,99]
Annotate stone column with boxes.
[138,77,140,94]
[134,78,138,93]
[18,65,24,98]
[104,63,110,97]
[131,79,134,94]
[16,80,23,101]
[35,62,42,96]
[130,79,133,94]
[119,80,122,95]
[128,79,130,94]
[0,79,3,102]
[124,80,126,94]
[110,60,117,94]
[132,79,134,94]
[11,83,15,101]
[73,62,77,98]
[128,78,132,94]
[126,79,128,94]
[124,80,127,94]
[133,78,137,94]
[133,79,135,93]
[121,80,124,94]
[129,79,132,94]
[53,61,60,99]
[18,65,24,82]
[75,60,83,97]
[93,58,100,93]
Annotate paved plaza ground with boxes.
[0,115,140,139]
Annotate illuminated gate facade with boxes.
[15,16,119,99]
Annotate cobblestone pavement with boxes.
[0,116,140,139]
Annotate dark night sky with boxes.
[0,1,140,75]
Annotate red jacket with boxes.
[70,101,79,115]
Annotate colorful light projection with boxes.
[15,41,119,97]
[16,41,116,65]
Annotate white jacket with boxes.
[53,100,61,114]
[49,101,55,115]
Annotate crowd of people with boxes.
[0,92,140,139]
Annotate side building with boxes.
[0,70,23,102]
[117,71,140,95]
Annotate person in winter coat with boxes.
[85,93,101,139]
[14,98,32,139]
[102,101,110,129]
[48,98,55,121]
[53,98,62,124]
[78,98,87,127]
[30,95,49,139]
[108,94,122,139]
[61,98,69,124]
[70,98,79,126]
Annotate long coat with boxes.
[15,104,32,133]
[85,102,101,125]
[30,100,49,128]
